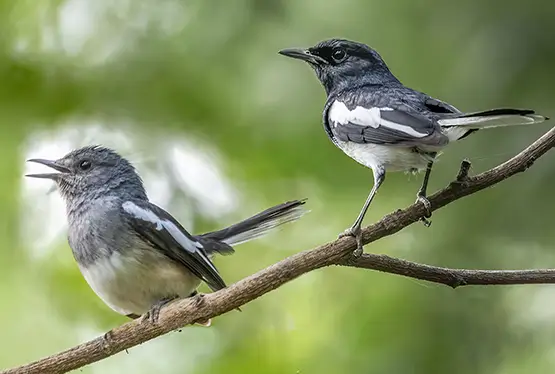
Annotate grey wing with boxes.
[121,200,227,292]
[327,100,449,147]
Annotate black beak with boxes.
[278,48,327,65]
[25,159,70,180]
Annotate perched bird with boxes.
[26,146,307,325]
[279,38,548,255]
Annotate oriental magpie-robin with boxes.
[26,146,307,325]
[279,38,547,255]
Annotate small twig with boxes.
[455,159,472,183]
[344,254,555,289]
[3,126,555,374]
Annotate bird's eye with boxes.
[79,160,92,171]
[331,48,346,63]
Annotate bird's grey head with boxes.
[25,145,147,203]
[279,38,399,94]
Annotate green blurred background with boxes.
[1,0,555,373]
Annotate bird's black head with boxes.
[26,145,147,202]
[279,38,399,94]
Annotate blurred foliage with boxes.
[1,0,555,373]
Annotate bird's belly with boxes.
[336,140,432,172]
[78,250,201,316]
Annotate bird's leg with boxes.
[142,295,179,324]
[339,167,385,258]
[415,154,436,227]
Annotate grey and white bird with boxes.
[26,146,307,325]
[279,38,548,255]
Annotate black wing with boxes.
[424,97,461,114]
[325,96,448,147]
[121,199,227,292]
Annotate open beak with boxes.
[278,48,328,65]
[25,159,70,180]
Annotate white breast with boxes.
[335,140,433,172]
[79,250,201,316]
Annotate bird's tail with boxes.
[199,199,307,247]
[438,108,548,141]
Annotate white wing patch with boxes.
[329,101,381,128]
[161,219,203,254]
[122,201,205,255]
[161,219,219,275]
[329,100,428,138]
[122,201,164,230]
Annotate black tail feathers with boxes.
[199,199,307,248]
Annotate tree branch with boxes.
[4,126,555,374]
[345,254,555,288]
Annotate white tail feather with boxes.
[439,114,546,129]
[440,113,547,142]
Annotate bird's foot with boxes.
[189,291,213,327]
[415,194,432,227]
[338,226,364,259]
[102,330,114,353]
[141,296,178,324]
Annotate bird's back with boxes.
[329,83,452,120]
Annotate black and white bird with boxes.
[26,146,307,325]
[279,38,548,254]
